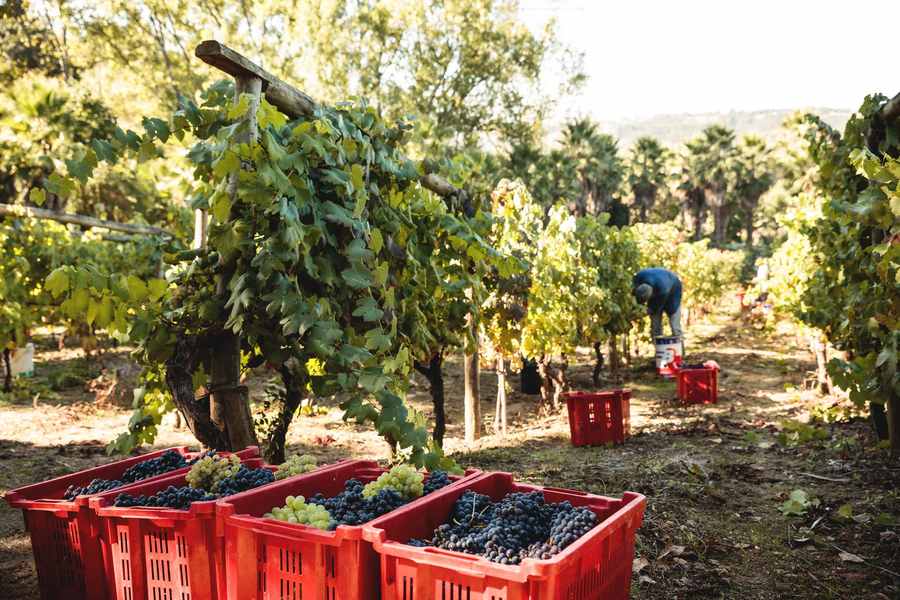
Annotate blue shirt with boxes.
[633,268,682,316]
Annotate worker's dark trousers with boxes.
[650,307,683,338]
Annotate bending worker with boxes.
[633,267,683,338]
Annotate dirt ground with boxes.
[1,301,898,599]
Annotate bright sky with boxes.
[519,0,900,121]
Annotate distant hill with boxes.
[590,108,851,149]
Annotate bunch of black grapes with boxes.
[114,486,218,510]
[112,465,275,510]
[63,450,213,500]
[307,479,406,527]
[407,490,598,564]
[215,465,275,496]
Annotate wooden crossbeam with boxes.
[0,203,171,237]
[195,40,465,201]
[882,92,900,123]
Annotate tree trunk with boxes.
[536,356,554,412]
[622,335,630,366]
[264,368,304,464]
[494,358,507,436]
[592,342,604,385]
[536,356,567,412]
[713,204,730,246]
[810,337,832,395]
[888,391,900,457]
[3,348,11,393]
[464,346,481,445]
[744,211,754,249]
[608,335,620,375]
[414,353,446,446]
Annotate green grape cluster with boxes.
[274,454,318,480]
[186,454,240,492]
[362,464,424,500]
[264,495,332,530]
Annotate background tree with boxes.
[559,118,623,217]
[626,136,670,222]
[677,142,708,241]
[732,134,774,248]
[690,125,738,245]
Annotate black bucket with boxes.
[520,358,541,395]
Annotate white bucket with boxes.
[10,343,34,377]
[654,336,683,371]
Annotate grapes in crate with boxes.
[276,467,452,529]
[274,454,318,480]
[265,495,332,529]
[406,490,598,565]
[114,486,218,510]
[112,465,274,510]
[215,465,275,495]
[186,454,241,492]
[62,449,203,500]
[362,464,424,499]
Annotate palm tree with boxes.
[559,118,623,217]
[732,135,774,248]
[685,125,738,245]
[626,136,670,222]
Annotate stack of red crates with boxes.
[563,389,631,446]
[3,445,258,600]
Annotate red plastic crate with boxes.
[676,360,720,405]
[89,455,289,600]
[3,445,259,600]
[563,389,631,447]
[364,471,646,600]
[218,461,481,600]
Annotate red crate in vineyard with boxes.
[364,471,646,600]
[88,455,279,600]
[676,360,720,405]
[563,389,631,446]
[218,460,480,600]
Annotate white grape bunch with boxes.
[274,454,318,480]
[362,464,424,500]
[265,495,333,530]
[186,454,241,492]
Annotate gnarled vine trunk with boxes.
[592,342,604,385]
[536,356,568,413]
[263,368,304,464]
[3,348,11,393]
[164,337,230,449]
[414,352,446,445]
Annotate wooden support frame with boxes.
[0,203,170,237]
[195,40,466,203]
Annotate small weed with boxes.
[780,489,819,516]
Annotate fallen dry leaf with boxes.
[633,557,649,574]
[658,544,686,560]
[838,551,864,563]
